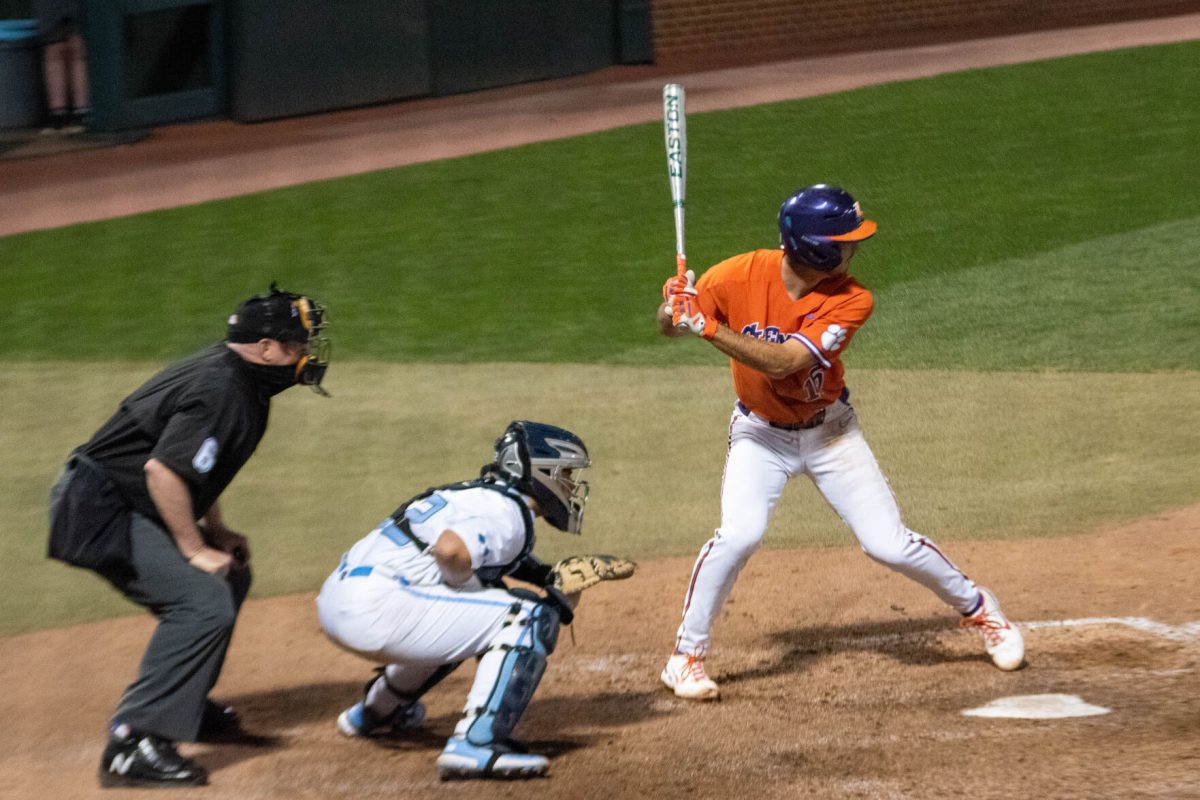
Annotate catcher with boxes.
[317,420,635,780]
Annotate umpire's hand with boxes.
[206,525,252,569]
[189,546,234,576]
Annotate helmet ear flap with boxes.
[788,234,843,271]
[493,424,531,487]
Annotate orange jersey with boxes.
[696,249,873,425]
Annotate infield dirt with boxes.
[1,505,1197,799]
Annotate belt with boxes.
[68,451,112,479]
[736,389,848,431]
[769,408,824,430]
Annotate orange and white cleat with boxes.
[660,653,720,700]
[961,587,1025,671]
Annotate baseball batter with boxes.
[657,184,1024,700]
[317,421,634,779]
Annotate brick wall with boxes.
[649,0,1200,68]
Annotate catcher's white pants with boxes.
[317,570,539,738]
[674,400,981,657]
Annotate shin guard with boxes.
[465,600,560,746]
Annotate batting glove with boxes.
[671,292,717,339]
[661,269,698,302]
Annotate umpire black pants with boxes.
[48,465,251,742]
[106,513,252,742]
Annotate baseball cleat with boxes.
[960,587,1025,671]
[660,653,720,700]
[337,700,426,738]
[436,736,549,780]
[98,731,208,788]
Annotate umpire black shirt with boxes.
[78,344,270,524]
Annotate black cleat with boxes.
[198,699,241,742]
[98,733,208,788]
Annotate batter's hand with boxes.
[671,292,717,339]
[662,269,697,302]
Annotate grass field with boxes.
[3,42,1198,368]
[3,362,1197,635]
[2,42,1198,635]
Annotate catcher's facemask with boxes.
[531,463,589,534]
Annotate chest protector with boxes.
[390,479,535,584]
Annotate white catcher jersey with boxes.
[318,483,542,673]
[338,486,532,589]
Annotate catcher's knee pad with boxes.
[466,600,560,746]
[528,597,561,655]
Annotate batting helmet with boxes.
[778,184,878,271]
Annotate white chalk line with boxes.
[569,618,1200,673]
[1020,617,1200,642]
[823,616,1200,650]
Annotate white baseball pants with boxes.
[675,400,981,657]
[317,570,540,738]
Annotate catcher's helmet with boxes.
[778,184,878,271]
[491,421,590,534]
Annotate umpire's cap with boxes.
[227,282,321,343]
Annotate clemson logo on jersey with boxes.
[820,324,847,352]
[741,322,789,344]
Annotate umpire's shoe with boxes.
[198,699,241,742]
[99,728,208,788]
[436,736,549,780]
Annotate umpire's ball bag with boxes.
[48,454,134,579]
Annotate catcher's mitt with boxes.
[551,554,637,594]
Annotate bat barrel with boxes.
[664,83,688,279]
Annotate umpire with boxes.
[47,284,330,788]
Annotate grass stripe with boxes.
[3,43,1198,371]
[3,362,1196,634]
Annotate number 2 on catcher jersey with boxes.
[405,494,448,523]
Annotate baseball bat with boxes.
[663,83,687,278]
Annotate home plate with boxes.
[962,694,1111,719]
